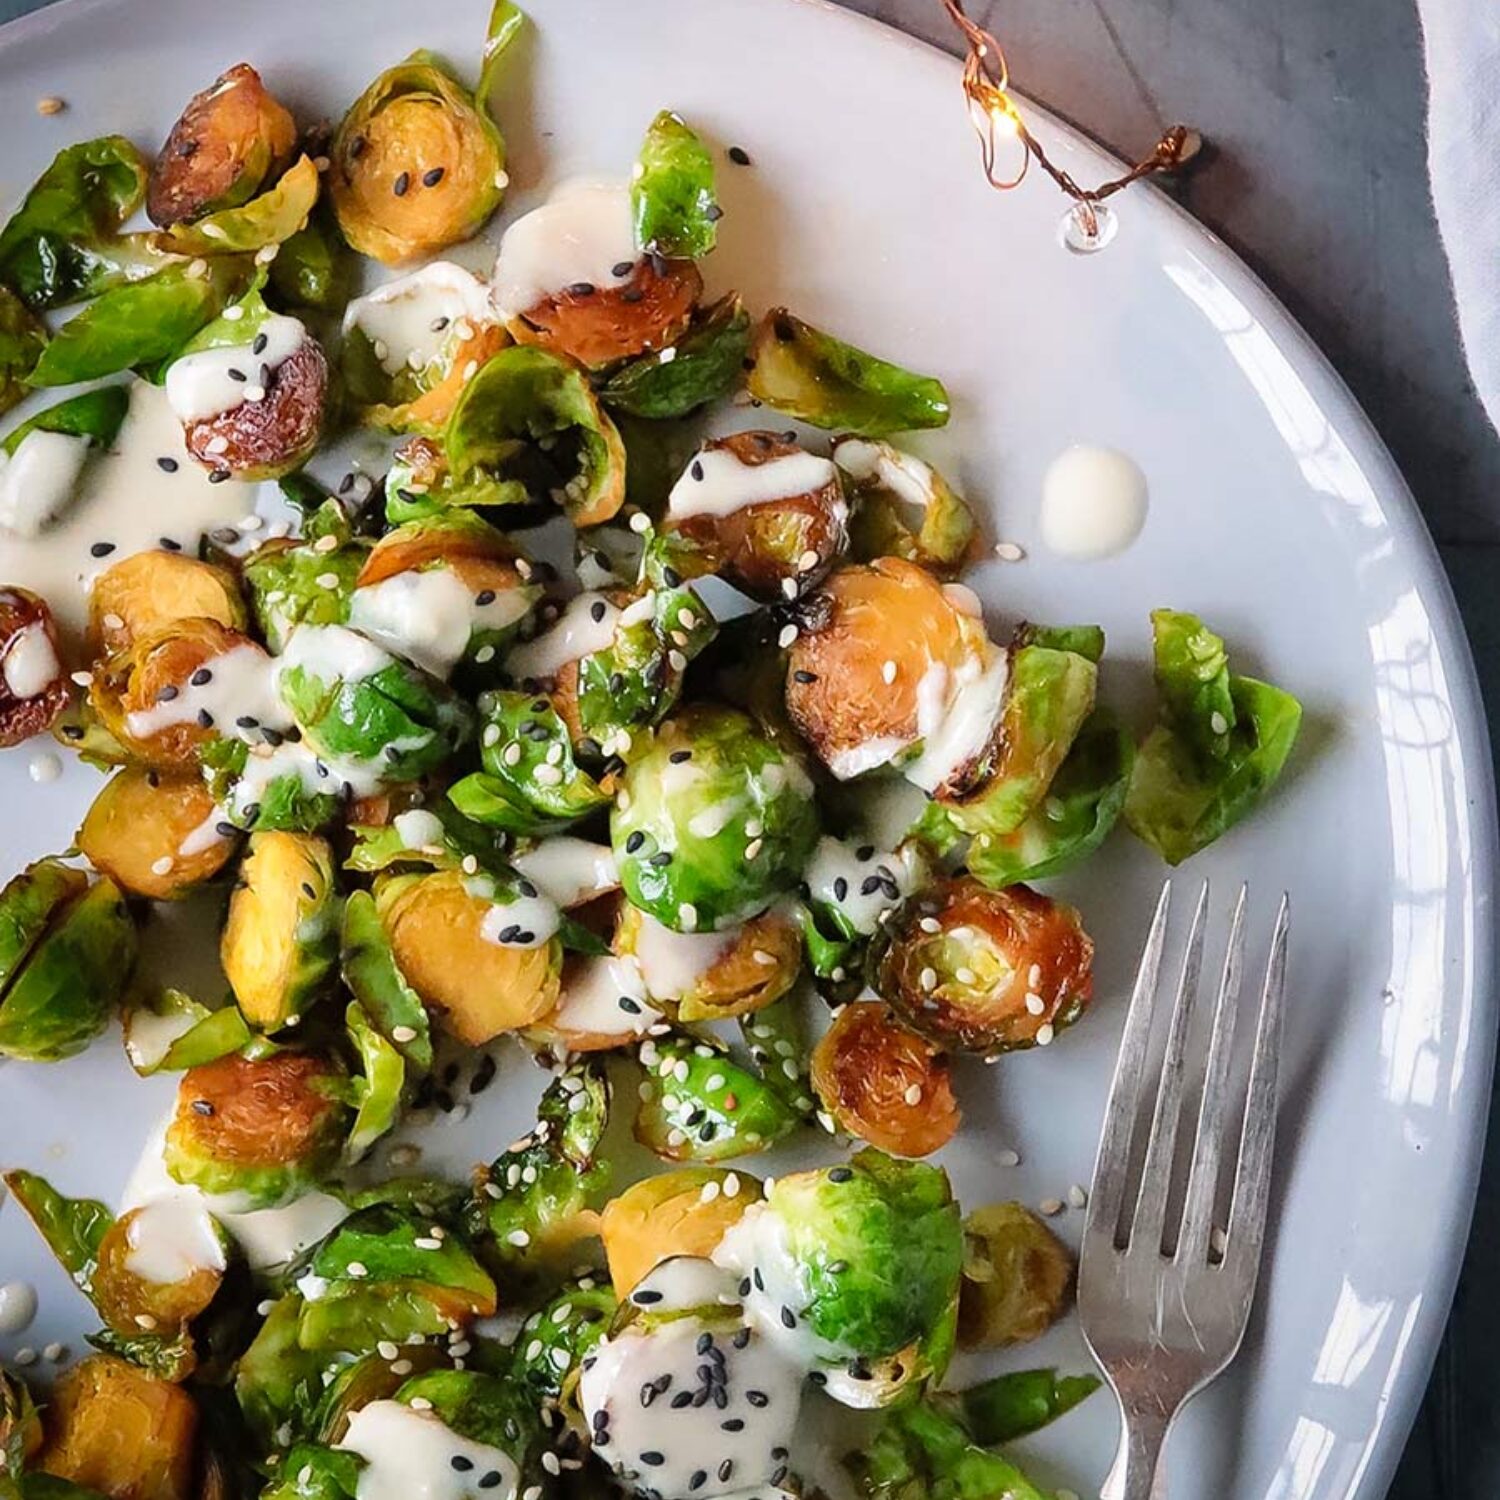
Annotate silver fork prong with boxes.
[1176,884,1249,1267]
[1084,880,1172,1252]
[1127,879,1210,1255]
[1224,892,1289,1278]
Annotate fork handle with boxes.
[1101,1407,1173,1500]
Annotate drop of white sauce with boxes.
[0,1280,39,1335]
[1038,445,1148,560]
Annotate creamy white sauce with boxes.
[165,313,306,424]
[121,1196,226,1284]
[124,642,289,743]
[579,1313,802,1500]
[552,953,658,1040]
[1039,444,1148,559]
[225,738,386,818]
[123,1005,200,1072]
[627,1253,740,1310]
[832,436,938,509]
[393,808,446,849]
[0,383,246,646]
[631,911,737,1001]
[178,807,231,858]
[491,180,637,319]
[505,592,619,681]
[667,447,839,522]
[2,621,59,699]
[828,656,957,783]
[512,837,618,908]
[338,1400,520,1500]
[0,1281,38,1335]
[805,836,919,935]
[902,649,1009,793]
[0,430,91,538]
[349,568,530,680]
[469,875,561,949]
[686,798,744,839]
[278,622,394,685]
[344,262,493,377]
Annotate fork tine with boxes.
[1224,892,1289,1276]
[1084,880,1172,1250]
[1127,880,1210,1254]
[1175,884,1249,1266]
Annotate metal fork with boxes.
[1078,880,1290,1500]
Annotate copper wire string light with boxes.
[939,0,1201,247]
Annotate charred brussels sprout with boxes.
[713,1150,962,1381]
[1125,609,1303,864]
[598,293,749,419]
[147,64,297,227]
[465,1061,610,1283]
[376,869,561,1045]
[0,875,136,1062]
[600,1167,763,1297]
[276,623,474,783]
[164,1051,348,1209]
[340,888,433,1074]
[958,1202,1073,1349]
[77,767,238,900]
[811,1001,960,1159]
[632,110,721,260]
[0,287,47,414]
[834,435,977,577]
[221,831,341,1032]
[662,430,849,602]
[611,704,818,932]
[747,308,950,436]
[87,550,246,660]
[0,587,68,747]
[874,877,1093,1055]
[242,504,371,653]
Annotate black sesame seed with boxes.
[773,316,796,342]
[393,171,410,196]
[753,1268,764,1292]
[349,135,367,159]
[157,684,179,702]
[632,1289,663,1305]
[90,541,115,558]
[578,736,602,758]
[829,1166,854,1183]
[423,166,446,187]
[609,672,626,694]
[640,1454,665,1469]
[690,460,705,482]
[771,1447,788,1461]
[160,536,182,551]
[262,727,284,747]
[252,332,269,356]
[860,876,882,897]
[771,1465,789,1487]
[156,456,179,473]
[696,1362,714,1383]
[431,316,451,333]
[849,1359,872,1380]
[191,1099,214,1116]
[779,1306,796,1329]
[728,145,752,165]
[809,1370,828,1386]
[663,566,683,588]
[450,1457,474,1473]
[190,667,213,686]
[833,877,848,901]
[668,749,692,763]
[705,203,724,222]
[301,882,317,900]
[648,852,672,868]
[857,844,875,861]
[670,1391,694,1409]
[236,715,258,729]
[177,139,199,157]
[621,287,644,303]
[591,600,607,622]
[692,1387,710,1408]
[722,1419,745,1432]
[689,1473,707,1492]
[626,832,645,853]
[475,589,497,606]
[654,1373,673,1393]
[259,362,271,388]
[746,1389,769,1407]
[640,1383,658,1408]
[215,822,237,838]
[793,669,817,683]
[241,802,261,823]
[685,1108,706,1127]
[618,995,642,1015]
[738,1277,751,1297]
[698,1121,717,1142]
[732,1327,751,1349]
[61,725,83,740]
[498,924,520,944]
[208,469,231,483]
[650,251,670,278]
[477,1472,504,1490]
[196,709,214,728]
[225,367,246,383]
[567,281,596,297]
[718,1461,734,1483]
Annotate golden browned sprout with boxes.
[0,586,68,747]
[958,1201,1074,1347]
[92,1206,224,1339]
[87,552,246,660]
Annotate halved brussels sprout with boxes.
[77,767,238,900]
[600,1167,763,1297]
[234,1293,330,1453]
[847,1400,1052,1500]
[122,987,252,1076]
[0,286,47,414]
[328,11,513,265]
[611,703,819,932]
[747,308,950,436]
[958,1202,1073,1348]
[311,1345,449,1445]
[340,888,433,1074]
[0,876,136,1063]
[276,623,474,784]
[0,587,68,747]
[222,831,341,1032]
[873,877,1093,1055]
[163,1050,348,1210]
[508,1278,617,1403]
[632,109,721,260]
[834,436,977,577]
[464,1061,610,1284]
[147,64,297,227]
[713,1149,962,1370]
[31,1356,198,1500]
[91,1200,229,1345]
[956,1367,1100,1445]
[599,292,749,419]
[376,869,561,1045]
[242,505,371,654]
[811,1000,959,1159]
[785,558,983,780]
[87,551,247,660]
[663,430,848,602]
[0,858,87,992]
[0,136,149,309]
[634,1031,802,1162]
[154,154,319,257]
[615,900,800,1023]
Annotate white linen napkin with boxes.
[1420,0,1500,433]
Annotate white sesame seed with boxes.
[781,576,798,599]
[244,385,266,403]
[678,902,697,929]
[150,856,174,876]
[13,1348,36,1366]
[956,966,977,985]
[390,1359,413,1374]
[666,1127,686,1147]
[997,1148,1021,1167]
[668,649,687,671]
[541,1453,561,1477]
[1210,711,1229,735]
[658,346,677,364]
[1035,1022,1055,1046]
[723,1173,741,1198]
[777,623,799,648]
[102,612,125,630]
[1024,992,1046,1016]
[36,96,65,115]
[503,742,522,766]
[70,670,93,687]
[1038,1198,1064,1217]
[628,511,651,534]
[745,838,763,860]
[1068,1183,1088,1208]
[700,1180,721,1204]
[409,1396,434,1411]
[797,549,820,572]
[534,763,563,785]
[377,1340,399,1360]
[903,1084,923,1106]
[881,659,897,684]
[508,1229,532,1247]
[414,1236,442,1250]
[919,916,942,933]
[392,1025,417,1043]
[43,1342,65,1363]
[313,532,340,553]
[134,1314,157,1330]
[920,966,938,991]
[475,644,496,663]
[994,540,1026,562]
[750,950,777,967]
[346,1261,368,1278]
[222,305,245,321]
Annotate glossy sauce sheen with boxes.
[667,447,839,521]
[164,313,307,424]
[343,261,492,375]
[491,180,637,318]
[506,592,620,680]
[349,567,530,679]
[2,622,59,699]
[0,1280,38,1336]
[630,910,737,999]
[552,953,659,1038]
[1039,444,1149,559]
[511,836,619,908]
[337,1400,520,1500]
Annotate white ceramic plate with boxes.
[0,2,1494,1497]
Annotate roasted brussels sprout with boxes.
[77,767,238,900]
[0,136,149,309]
[340,888,433,1073]
[615,900,800,1023]
[662,430,848,601]
[958,1202,1073,1349]
[600,1167,763,1297]
[0,285,47,414]
[0,587,67,747]
[122,987,252,1076]
[269,202,355,314]
[874,877,1093,1055]
[1125,609,1303,864]
[508,1278,617,1402]
[328,5,517,265]
[612,704,818,932]
[713,1149,962,1371]
[598,292,749,419]
[153,154,320,257]
[376,868,561,1045]
[221,831,340,1031]
[147,64,297,227]
[0,858,87,992]
[534,952,661,1054]
[0,875,136,1062]
[811,1001,959,1158]
[163,1051,348,1209]
[32,1356,198,1500]
[91,1199,229,1344]
[632,109,721,260]
[87,551,247,660]
[747,308,950,436]
[956,1366,1099,1445]
[233,1293,330,1453]
[465,1061,610,1283]
[276,623,474,783]
[242,504,371,654]
[834,435,977,577]
[847,1400,1052,1500]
